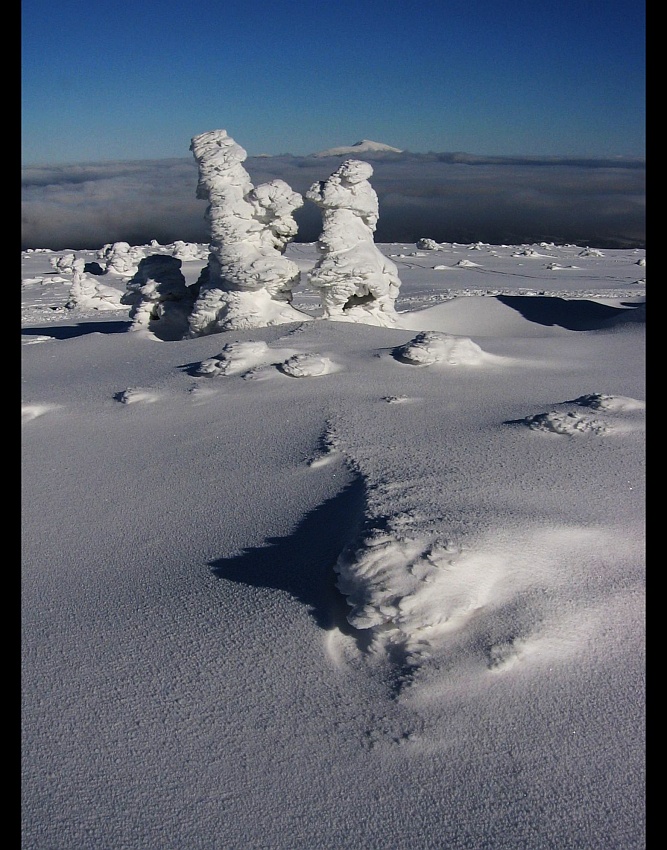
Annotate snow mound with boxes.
[522,410,610,435]
[195,340,272,376]
[511,393,645,435]
[416,238,441,250]
[395,331,487,366]
[278,353,334,377]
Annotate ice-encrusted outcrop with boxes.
[305,159,402,326]
[186,130,309,335]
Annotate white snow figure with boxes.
[187,130,308,335]
[306,159,402,326]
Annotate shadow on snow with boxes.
[209,476,367,641]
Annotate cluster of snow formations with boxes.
[48,252,120,311]
[194,340,336,379]
[306,159,402,327]
[187,130,308,334]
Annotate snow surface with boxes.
[22,236,645,849]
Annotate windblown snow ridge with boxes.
[315,419,482,675]
[315,397,642,689]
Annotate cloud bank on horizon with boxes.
[21,144,645,251]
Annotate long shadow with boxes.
[21,321,132,340]
[495,294,642,330]
[210,476,367,637]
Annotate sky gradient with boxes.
[21,0,645,165]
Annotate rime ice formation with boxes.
[50,253,78,274]
[247,180,303,253]
[305,159,402,326]
[186,130,308,335]
[120,255,196,339]
[97,242,145,275]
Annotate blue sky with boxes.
[21,0,645,165]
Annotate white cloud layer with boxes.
[22,152,645,251]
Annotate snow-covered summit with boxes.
[312,139,404,157]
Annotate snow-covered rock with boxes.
[305,159,402,326]
[278,353,334,377]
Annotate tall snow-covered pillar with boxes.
[187,129,309,335]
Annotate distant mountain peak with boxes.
[312,139,404,157]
